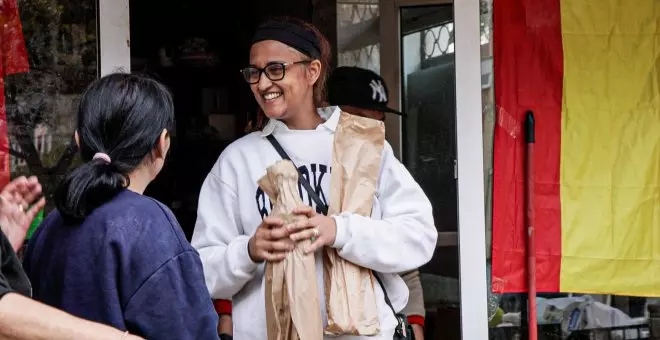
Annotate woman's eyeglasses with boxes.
[240,60,311,84]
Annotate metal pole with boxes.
[525,110,538,340]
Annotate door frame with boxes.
[379,0,488,338]
[99,0,130,76]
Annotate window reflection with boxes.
[336,0,380,72]
[6,0,97,219]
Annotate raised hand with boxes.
[0,176,46,251]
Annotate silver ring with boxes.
[312,227,320,238]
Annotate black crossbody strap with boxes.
[373,272,397,317]
[266,135,328,215]
[265,134,402,327]
[375,272,410,339]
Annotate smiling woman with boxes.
[241,17,332,131]
[247,39,321,124]
[192,16,437,340]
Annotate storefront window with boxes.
[6,0,97,229]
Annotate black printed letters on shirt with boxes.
[255,163,331,217]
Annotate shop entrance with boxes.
[126,1,489,338]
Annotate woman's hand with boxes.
[248,216,294,263]
[0,176,45,252]
[287,206,336,254]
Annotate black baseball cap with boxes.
[327,66,405,116]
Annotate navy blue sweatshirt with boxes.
[22,190,219,340]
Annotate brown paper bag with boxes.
[324,111,385,335]
[259,160,324,340]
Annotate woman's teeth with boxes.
[263,92,282,101]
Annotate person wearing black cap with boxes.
[192,16,436,340]
[327,66,405,122]
[327,66,425,340]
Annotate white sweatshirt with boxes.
[191,107,437,339]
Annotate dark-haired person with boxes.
[22,73,219,339]
[327,66,427,340]
[0,176,143,340]
[192,17,436,339]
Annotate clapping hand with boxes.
[0,176,45,252]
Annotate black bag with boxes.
[266,135,414,340]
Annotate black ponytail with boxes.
[55,159,126,219]
[55,73,174,220]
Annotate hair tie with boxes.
[93,152,111,164]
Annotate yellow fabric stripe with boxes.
[559,0,660,296]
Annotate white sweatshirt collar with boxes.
[260,106,341,137]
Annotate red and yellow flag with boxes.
[491,0,660,296]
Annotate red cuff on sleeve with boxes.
[213,299,232,315]
[407,315,425,328]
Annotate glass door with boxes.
[402,5,460,338]
[380,0,488,338]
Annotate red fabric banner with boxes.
[491,0,564,293]
[0,0,30,188]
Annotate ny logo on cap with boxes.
[369,79,387,103]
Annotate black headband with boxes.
[252,21,321,59]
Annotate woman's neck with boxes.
[127,167,152,194]
[283,102,323,130]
